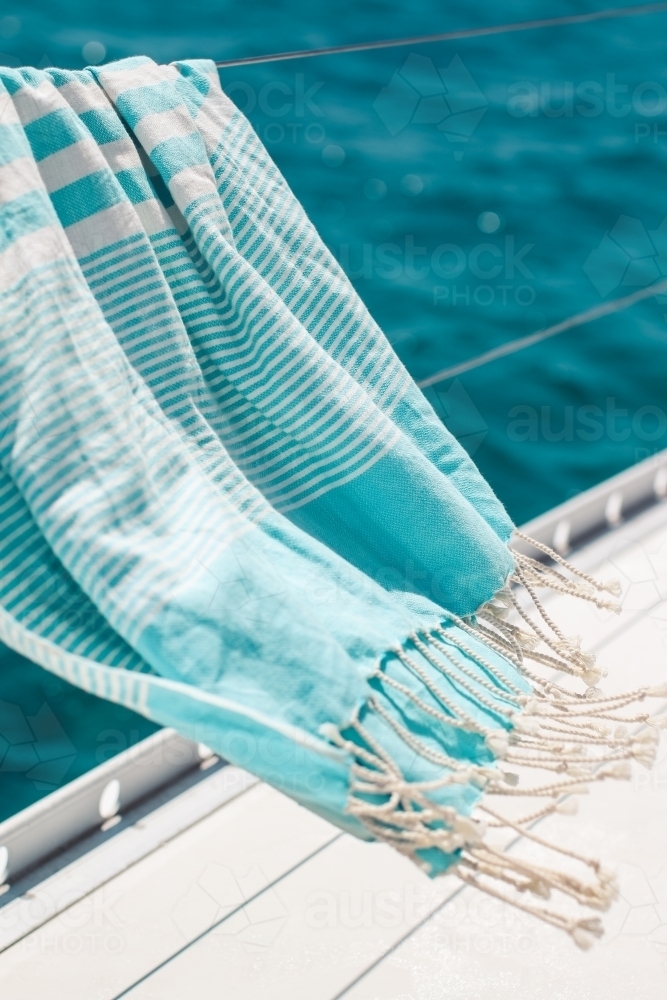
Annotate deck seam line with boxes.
[111,832,344,1000]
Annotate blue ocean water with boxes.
[1,1,667,817]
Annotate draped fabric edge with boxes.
[321,531,667,950]
[0,532,664,949]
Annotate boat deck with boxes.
[1,482,666,999]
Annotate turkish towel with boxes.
[0,58,659,941]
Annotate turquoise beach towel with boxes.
[0,57,662,946]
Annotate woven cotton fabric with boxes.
[0,57,526,871]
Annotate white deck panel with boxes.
[0,501,666,1000]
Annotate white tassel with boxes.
[527,879,552,899]
[571,920,604,950]
[554,635,585,655]
[555,798,579,815]
[632,740,658,769]
[485,731,509,756]
[453,815,486,844]
[520,698,543,715]
[512,715,542,735]
[566,766,592,780]
[634,729,660,745]
[603,761,632,780]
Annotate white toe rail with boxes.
[514,448,667,556]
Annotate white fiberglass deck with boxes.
[1,496,666,999]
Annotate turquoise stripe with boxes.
[85,251,156,289]
[115,81,183,129]
[0,69,23,95]
[149,134,207,183]
[24,109,87,162]
[50,169,125,228]
[0,474,146,670]
[78,231,144,267]
[150,171,174,208]
[79,108,128,146]
[17,67,44,88]
[49,68,97,89]
[0,190,55,254]
[115,166,155,205]
[172,61,212,99]
[0,123,31,167]
[174,75,207,119]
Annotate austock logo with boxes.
[425,379,488,458]
[171,863,287,953]
[0,699,76,790]
[373,53,488,158]
[583,214,667,299]
[607,862,667,966]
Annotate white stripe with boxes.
[37,138,103,192]
[0,156,42,203]
[98,62,178,96]
[133,108,197,154]
[278,427,400,512]
[57,78,114,113]
[0,226,66,293]
[253,409,394,499]
[64,201,143,257]
[11,78,63,125]
[134,197,176,236]
[97,135,141,171]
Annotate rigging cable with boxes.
[213,4,667,385]
[215,3,667,68]
[417,279,667,387]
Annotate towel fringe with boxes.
[320,531,666,948]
